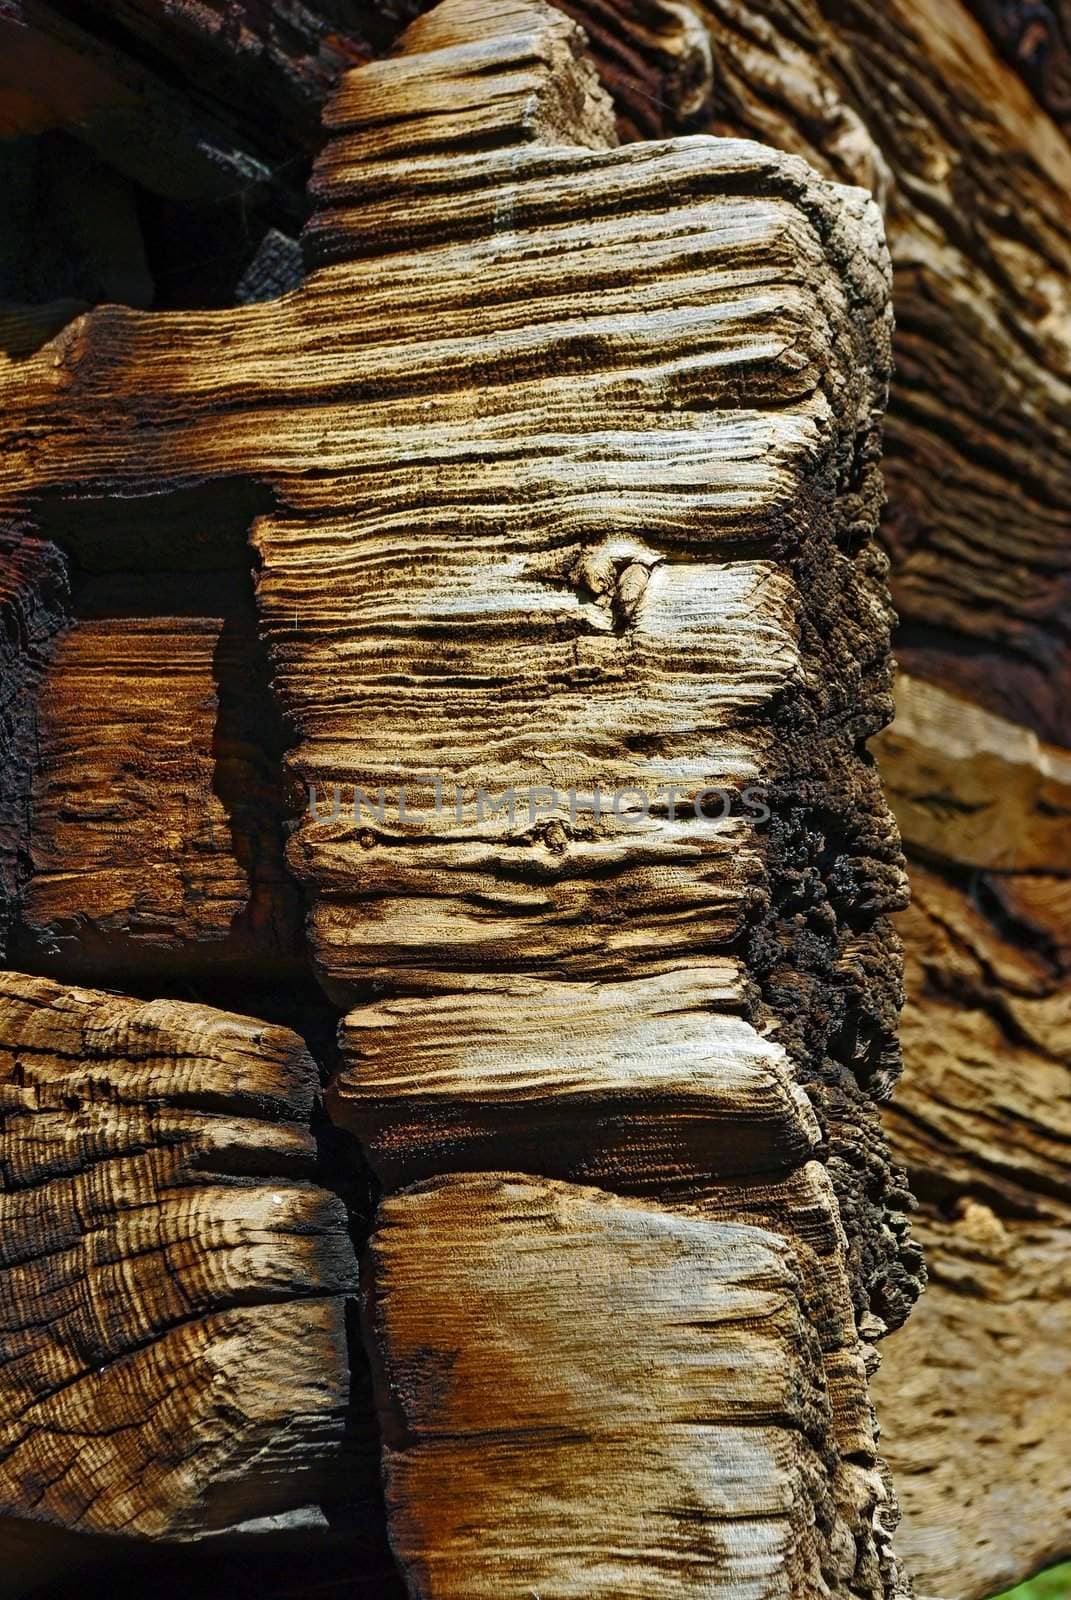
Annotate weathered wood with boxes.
[876,865,1071,1599]
[0,532,68,962]
[539,0,714,135]
[871,671,1071,1600]
[8,1,1021,1595]
[0,970,387,1595]
[0,0,919,1592]
[333,968,821,1192]
[14,594,306,986]
[678,5,1071,1592]
[875,671,1071,875]
[693,0,1071,745]
[2,1,1070,1596]
[297,3,911,1594]
[287,0,914,1330]
[367,1173,883,1600]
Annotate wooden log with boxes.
[293,3,912,1593]
[1,1,1068,1595]
[0,969,388,1596]
[874,671,1071,875]
[871,671,1071,1600]
[874,863,1071,1600]
[0,0,917,1592]
[691,0,1071,745]
[537,0,714,135]
[14,588,307,987]
[367,1173,884,1600]
[333,967,821,1193]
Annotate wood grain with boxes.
[693,0,1071,745]
[368,1173,886,1600]
[14,594,306,985]
[873,671,1071,1600]
[298,3,912,1594]
[0,1,918,1593]
[679,5,1071,1590]
[0,970,381,1588]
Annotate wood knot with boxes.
[571,538,662,633]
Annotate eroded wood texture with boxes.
[692,0,1071,746]
[553,0,714,134]
[14,592,306,986]
[871,673,1071,1600]
[369,1174,883,1600]
[298,3,912,1594]
[0,532,68,961]
[0,970,384,1594]
[0,0,918,1592]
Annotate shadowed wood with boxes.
[0,532,68,961]
[14,597,306,985]
[964,0,1071,130]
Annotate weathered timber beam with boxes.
[13,592,306,987]
[0,971,393,1597]
[368,1173,871,1598]
[0,0,918,1593]
[302,3,912,1594]
[870,673,1071,1600]
[693,0,1071,745]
